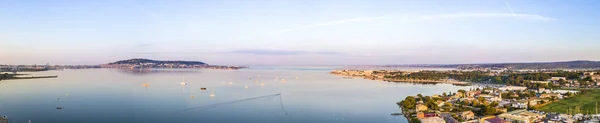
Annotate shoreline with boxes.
[333,73,471,86]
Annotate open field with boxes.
[537,89,600,114]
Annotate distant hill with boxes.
[108,58,206,65]
[450,60,600,69]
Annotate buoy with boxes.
[245,85,248,88]
[57,97,60,100]
[190,95,195,99]
[66,93,70,97]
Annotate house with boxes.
[466,91,481,97]
[459,111,475,120]
[539,93,561,99]
[436,100,445,108]
[512,102,527,109]
[531,81,550,85]
[419,117,446,123]
[552,90,579,95]
[528,99,539,106]
[481,116,510,123]
[498,86,527,91]
[498,110,544,123]
[548,77,566,81]
[417,112,440,119]
[417,112,425,119]
[416,104,428,111]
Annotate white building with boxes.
[419,117,446,123]
[548,77,566,81]
[499,86,528,91]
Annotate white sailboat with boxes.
[209,89,215,97]
[180,77,187,92]
[180,77,187,86]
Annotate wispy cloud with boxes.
[417,13,555,21]
[261,13,553,36]
[228,49,345,55]
[262,16,390,35]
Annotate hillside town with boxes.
[330,69,600,122]
[397,85,600,123]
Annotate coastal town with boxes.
[0,59,247,73]
[331,69,600,123]
[0,59,247,81]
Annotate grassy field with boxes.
[537,89,600,114]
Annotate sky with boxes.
[1,0,600,65]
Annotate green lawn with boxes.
[537,89,600,114]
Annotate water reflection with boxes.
[116,68,201,75]
[0,68,471,123]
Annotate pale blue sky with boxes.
[1,0,599,65]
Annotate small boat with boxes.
[390,113,402,116]
[209,89,215,97]
[180,77,187,86]
[281,79,287,83]
[244,85,248,88]
[56,107,63,110]
[190,95,195,99]
[200,87,207,90]
[260,83,265,86]
[57,97,60,100]
[228,82,233,84]
[66,93,70,97]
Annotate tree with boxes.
[558,79,566,85]
[489,101,499,107]
[443,92,447,97]
[458,89,466,94]
[402,96,417,109]
[484,105,497,115]
[410,117,422,123]
[494,76,503,83]
[584,76,593,82]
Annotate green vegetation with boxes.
[384,70,594,89]
[537,89,600,114]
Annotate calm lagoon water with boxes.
[0,66,470,123]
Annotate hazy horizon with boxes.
[2,0,600,65]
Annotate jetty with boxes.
[0,73,58,81]
[12,76,58,79]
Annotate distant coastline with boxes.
[0,58,248,72]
